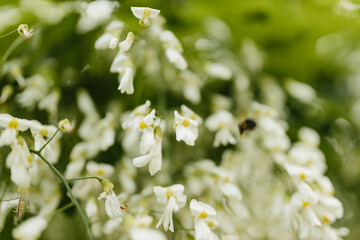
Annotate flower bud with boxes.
[18,24,33,40]
[58,119,74,133]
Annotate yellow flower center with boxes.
[299,172,306,180]
[8,119,18,129]
[323,216,329,223]
[302,200,310,207]
[143,7,151,18]
[139,120,147,129]
[181,118,190,127]
[199,210,207,219]
[40,128,49,137]
[27,156,33,164]
[97,168,104,176]
[166,188,174,198]
[208,220,214,228]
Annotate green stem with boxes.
[67,176,103,183]
[51,202,75,217]
[0,29,18,39]
[38,128,60,153]
[2,36,24,63]
[30,149,94,240]
[0,196,19,202]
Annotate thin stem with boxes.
[2,36,24,63]
[0,29,18,39]
[51,202,75,218]
[38,128,60,153]
[15,193,23,223]
[30,149,94,240]
[0,196,20,202]
[67,176,103,183]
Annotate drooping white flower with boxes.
[119,32,135,53]
[153,184,187,232]
[95,20,124,50]
[15,74,48,110]
[160,30,187,70]
[180,71,203,104]
[190,199,219,240]
[110,53,135,94]
[38,89,61,116]
[122,100,152,129]
[28,120,59,163]
[284,78,317,104]
[12,216,47,240]
[206,63,232,80]
[98,190,124,220]
[133,126,162,176]
[0,84,14,104]
[77,0,119,33]
[205,110,237,147]
[174,111,199,146]
[6,137,33,189]
[165,48,187,70]
[0,114,29,147]
[131,7,160,26]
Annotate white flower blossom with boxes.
[205,110,237,147]
[12,216,47,240]
[95,20,124,50]
[153,184,187,232]
[110,53,135,94]
[98,190,123,220]
[190,199,219,240]
[174,110,199,146]
[77,0,119,33]
[131,7,160,26]
[119,32,135,53]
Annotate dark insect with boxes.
[239,119,257,135]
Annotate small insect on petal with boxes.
[239,119,257,135]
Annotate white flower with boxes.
[38,89,61,116]
[77,0,119,33]
[206,63,232,80]
[98,190,123,220]
[119,32,135,53]
[131,7,160,26]
[110,53,135,94]
[153,184,187,232]
[17,24,33,40]
[95,20,124,50]
[174,111,199,146]
[28,120,59,163]
[0,114,29,147]
[0,84,14,104]
[12,216,47,240]
[190,199,219,240]
[118,67,134,94]
[15,74,48,110]
[165,48,187,70]
[180,71,203,104]
[205,110,237,147]
[133,126,162,176]
[6,137,33,189]
[284,78,317,104]
[160,30,183,52]
[130,228,167,240]
[122,100,151,129]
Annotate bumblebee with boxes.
[239,119,256,135]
